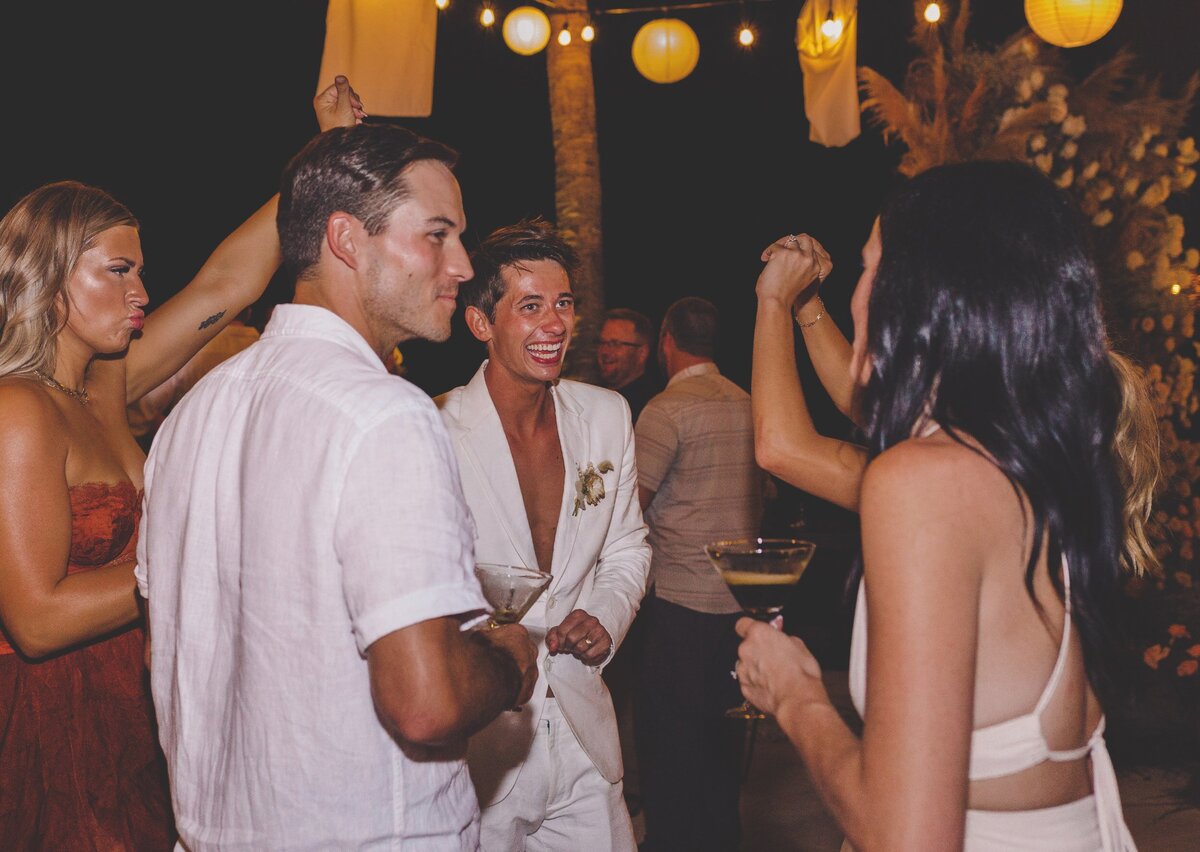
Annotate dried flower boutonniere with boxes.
[573,460,614,516]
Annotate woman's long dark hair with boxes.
[861,160,1124,704]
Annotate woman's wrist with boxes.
[794,296,826,329]
[775,690,836,732]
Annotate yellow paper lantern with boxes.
[632,19,700,85]
[502,6,550,54]
[1024,0,1123,48]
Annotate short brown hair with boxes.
[278,124,458,281]
[462,217,578,322]
[662,297,717,358]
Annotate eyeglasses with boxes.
[597,339,646,350]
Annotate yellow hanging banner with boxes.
[796,0,861,148]
[319,0,437,118]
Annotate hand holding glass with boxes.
[705,538,816,719]
[475,563,552,629]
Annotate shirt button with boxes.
[545,658,554,672]
[547,595,557,608]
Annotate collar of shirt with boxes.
[667,360,718,388]
[262,304,385,372]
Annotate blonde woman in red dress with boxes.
[0,77,363,849]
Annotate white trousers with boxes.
[478,698,635,852]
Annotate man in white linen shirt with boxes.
[438,219,651,850]
[137,123,538,851]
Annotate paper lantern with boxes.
[1024,0,1122,48]
[502,6,550,55]
[632,19,700,84]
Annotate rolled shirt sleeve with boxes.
[336,404,488,655]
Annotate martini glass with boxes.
[474,563,552,629]
[705,537,817,720]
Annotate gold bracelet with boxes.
[795,297,826,329]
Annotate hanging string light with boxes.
[923,2,941,23]
[557,21,572,45]
[435,0,450,10]
[737,25,755,46]
[820,7,844,41]
[581,21,596,42]
[480,5,496,26]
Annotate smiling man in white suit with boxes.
[437,218,651,850]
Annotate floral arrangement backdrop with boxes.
[857,0,1200,774]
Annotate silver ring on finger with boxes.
[583,636,595,647]
[785,235,797,246]
[729,668,739,681]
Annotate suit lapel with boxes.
[549,382,587,594]
[457,367,540,573]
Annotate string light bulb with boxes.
[923,2,941,22]
[558,22,572,45]
[820,10,844,41]
[581,22,595,42]
[480,6,496,26]
[737,25,754,46]
[434,0,449,9]
[1172,283,1183,295]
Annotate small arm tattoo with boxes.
[198,310,226,331]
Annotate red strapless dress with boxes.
[0,481,175,851]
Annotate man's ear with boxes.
[464,305,493,343]
[634,344,649,371]
[325,212,363,270]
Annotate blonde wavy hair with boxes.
[0,181,138,378]
[1110,351,1163,576]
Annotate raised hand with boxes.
[756,233,833,311]
[314,75,367,133]
[546,609,613,666]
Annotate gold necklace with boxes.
[34,370,90,405]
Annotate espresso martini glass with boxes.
[705,537,817,720]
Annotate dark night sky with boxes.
[3,0,1197,411]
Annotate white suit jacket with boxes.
[438,363,651,805]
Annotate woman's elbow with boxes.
[754,429,800,479]
[4,620,60,660]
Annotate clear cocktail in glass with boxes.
[474,563,552,628]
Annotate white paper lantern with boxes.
[503,6,551,55]
[632,18,700,84]
[1025,0,1123,48]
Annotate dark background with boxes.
[5,0,1196,663]
[4,1,1195,397]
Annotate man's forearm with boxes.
[454,631,524,735]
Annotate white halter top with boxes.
[847,564,1138,850]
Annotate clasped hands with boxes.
[757,233,834,312]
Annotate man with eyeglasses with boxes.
[596,308,660,422]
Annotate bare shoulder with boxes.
[863,431,1007,507]
[861,431,1014,574]
[0,378,68,465]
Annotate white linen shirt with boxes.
[136,305,487,851]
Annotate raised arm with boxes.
[123,76,366,402]
[0,386,140,657]
[752,234,866,511]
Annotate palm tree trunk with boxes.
[547,2,604,382]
